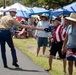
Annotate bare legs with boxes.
[36,46,46,56]
[48,55,53,70]
[68,61,73,75]
[63,58,66,73]
[47,55,66,72]
[43,46,46,55]
[37,47,40,56]
[47,55,74,75]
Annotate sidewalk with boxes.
[0,44,51,75]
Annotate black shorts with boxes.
[50,41,66,59]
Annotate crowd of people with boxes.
[34,13,76,75]
[0,8,76,75]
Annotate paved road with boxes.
[0,44,51,75]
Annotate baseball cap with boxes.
[53,17,61,22]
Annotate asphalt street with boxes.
[0,44,51,75]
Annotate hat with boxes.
[40,13,47,18]
[53,17,61,22]
[31,15,34,18]
[51,16,56,20]
[65,13,76,22]
[20,19,25,24]
[9,8,17,13]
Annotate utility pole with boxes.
[3,0,6,15]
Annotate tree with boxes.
[6,0,12,6]
[0,0,3,7]
[23,0,76,9]
[43,0,76,8]
[0,0,12,7]
[23,0,39,7]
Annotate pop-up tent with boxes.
[50,2,76,16]
[63,2,76,13]
[0,6,9,12]
[5,3,30,18]
[50,8,71,16]
[50,8,64,16]
[0,7,5,12]
[28,7,50,15]
[6,2,29,11]
[71,5,76,13]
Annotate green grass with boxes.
[13,38,76,75]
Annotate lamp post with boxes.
[3,0,6,15]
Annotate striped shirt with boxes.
[44,25,66,42]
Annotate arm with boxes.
[18,28,25,35]
[33,26,52,32]
[13,20,32,29]
[32,21,52,31]
[34,22,40,38]
[33,27,44,31]
[44,22,52,32]
[44,26,52,32]
[62,34,68,54]
[17,24,32,29]
[33,21,44,31]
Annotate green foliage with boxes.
[44,0,76,8]
[0,0,12,7]
[0,0,3,7]
[23,0,76,9]
[23,0,39,7]
[0,0,75,8]
[6,0,12,6]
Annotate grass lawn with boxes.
[13,38,75,75]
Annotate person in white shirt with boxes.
[34,13,50,56]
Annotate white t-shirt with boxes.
[35,20,50,38]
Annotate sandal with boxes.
[45,68,51,71]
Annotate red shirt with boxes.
[53,25,66,42]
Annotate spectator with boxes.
[33,17,66,73]
[62,13,76,75]
[28,15,36,37]
[61,16,69,31]
[15,19,27,39]
[44,17,66,73]
[34,13,50,56]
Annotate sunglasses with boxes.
[12,11,17,14]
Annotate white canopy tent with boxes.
[4,2,30,11]
[0,3,30,18]
[0,7,4,12]
[0,6,9,12]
